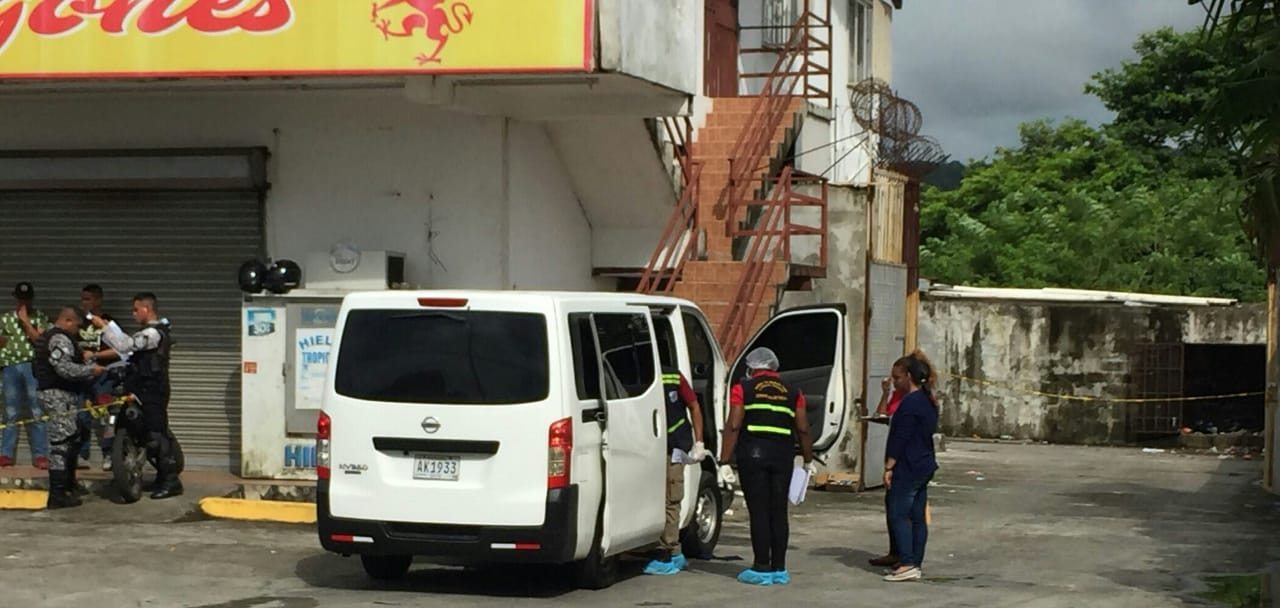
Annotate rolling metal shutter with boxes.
[0,191,262,468]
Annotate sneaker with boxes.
[737,569,773,586]
[772,570,791,585]
[671,553,689,571]
[0,456,13,468]
[33,456,49,470]
[883,567,922,582]
[102,460,112,472]
[643,559,681,576]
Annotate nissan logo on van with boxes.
[421,417,442,434]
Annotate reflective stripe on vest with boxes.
[744,404,796,417]
[746,424,794,436]
[668,418,688,434]
[661,373,682,384]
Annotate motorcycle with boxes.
[94,366,185,503]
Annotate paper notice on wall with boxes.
[295,328,333,411]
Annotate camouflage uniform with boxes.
[35,330,96,508]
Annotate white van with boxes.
[316,290,849,588]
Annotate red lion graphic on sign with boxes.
[371,0,475,66]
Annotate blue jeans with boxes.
[2,362,48,459]
[887,474,931,568]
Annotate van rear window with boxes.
[334,310,549,405]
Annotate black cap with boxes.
[12,282,33,299]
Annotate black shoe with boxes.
[150,480,183,500]
[46,471,83,510]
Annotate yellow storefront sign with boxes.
[0,0,594,78]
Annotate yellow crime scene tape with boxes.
[0,397,129,432]
[935,371,1263,404]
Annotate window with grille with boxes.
[763,0,800,48]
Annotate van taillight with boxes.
[317,411,331,481]
[548,417,572,490]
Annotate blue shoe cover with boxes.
[737,569,774,586]
[772,570,790,585]
[671,553,689,570]
[643,559,681,576]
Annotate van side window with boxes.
[651,315,678,369]
[569,313,601,400]
[594,313,656,399]
[682,312,714,381]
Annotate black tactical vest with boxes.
[125,322,171,395]
[34,327,84,393]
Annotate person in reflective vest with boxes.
[718,347,814,586]
[643,366,705,576]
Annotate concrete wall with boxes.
[919,298,1267,444]
[598,0,700,95]
[780,185,869,473]
[0,88,663,291]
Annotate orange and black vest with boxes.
[662,367,694,453]
[741,375,800,445]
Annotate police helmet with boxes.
[264,259,302,294]
[237,260,267,293]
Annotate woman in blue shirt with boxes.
[882,352,939,582]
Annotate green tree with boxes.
[920,26,1265,301]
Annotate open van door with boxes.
[567,307,667,557]
[725,305,848,454]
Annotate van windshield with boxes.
[334,310,549,405]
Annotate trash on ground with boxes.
[1141,448,1166,454]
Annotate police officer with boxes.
[717,347,815,586]
[643,363,705,576]
[35,307,105,509]
[92,292,182,499]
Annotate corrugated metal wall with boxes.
[0,191,262,468]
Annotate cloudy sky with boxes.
[892,1,1207,163]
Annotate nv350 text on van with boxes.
[316,291,850,588]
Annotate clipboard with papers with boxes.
[788,466,811,505]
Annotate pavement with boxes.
[0,442,1276,607]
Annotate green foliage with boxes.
[920,26,1266,301]
[1195,0,1280,268]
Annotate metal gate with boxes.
[1129,342,1185,438]
[863,261,907,486]
[0,190,263,468]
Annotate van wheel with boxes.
[361,554,412,580]
[680,471,722,559]
[572,524,618,589]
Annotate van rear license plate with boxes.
[413,455,460,481]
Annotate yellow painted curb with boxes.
[0,489,47,510]
[199,497,316,524]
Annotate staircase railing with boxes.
[717,0,830,225]
[637,116,700,294]
[719,166,795,358]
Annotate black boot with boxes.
[46,470,82,510]
[67,447,89,498]
[149,436,183,500]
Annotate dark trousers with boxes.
[738,447,792,572]
[137,389,178,483]
[887,474,931,568]
[884,490,899,557]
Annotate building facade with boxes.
[0,0,914,488]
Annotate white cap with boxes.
[745,347,780,371]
